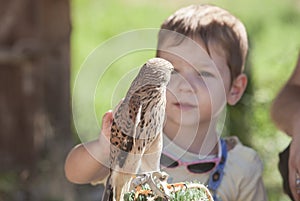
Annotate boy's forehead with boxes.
[158,38,217,70]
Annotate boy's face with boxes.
[159,37,232,127]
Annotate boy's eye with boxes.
[199,71,213,77]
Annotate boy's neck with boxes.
[163,120,219,156]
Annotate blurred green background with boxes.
[71,0,300,200]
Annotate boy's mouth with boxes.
[174,102,197,110]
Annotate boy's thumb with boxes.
[102,110,113,132]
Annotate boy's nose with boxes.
[177,74,195,93]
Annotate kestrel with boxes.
[102,58,173,201]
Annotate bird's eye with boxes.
[171,70,179,75]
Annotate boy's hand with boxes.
[97,110,113,158]
[65,110,114,183]
[98,99,124,160]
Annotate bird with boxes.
[102,58,173,201]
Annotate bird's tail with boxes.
[102,171,132,201]
[102,174,114,201]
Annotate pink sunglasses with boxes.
[160,148,222,174]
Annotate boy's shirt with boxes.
[161,135,267,201]
[93,135,267,201]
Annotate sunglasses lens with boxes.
[160,154,179,168]
[187,162,215,173]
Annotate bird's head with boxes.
[136,57,173,88]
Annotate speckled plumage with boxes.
[102,58,173,201]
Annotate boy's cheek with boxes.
[166,84,177,97]
[166,90,176,103]
[210,93,227,114]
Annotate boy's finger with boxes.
[101,110,113,137]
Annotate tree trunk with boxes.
[0,0,75,200]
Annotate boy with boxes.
[65,4,267,201]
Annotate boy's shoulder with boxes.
[224,136,259,155]
[220,137,267,200]
[223,136,263,174]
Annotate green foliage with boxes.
[0,171,18,200]
[171,187,210,201]
[71,0,300,200]
[123,182,212,201]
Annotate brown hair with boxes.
[157,4,248,81]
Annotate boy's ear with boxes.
[227,73,248,106]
